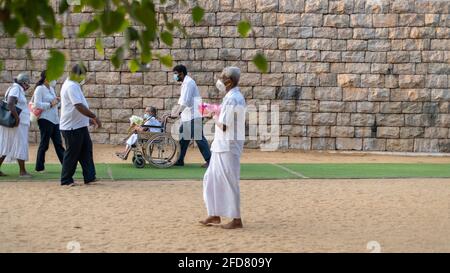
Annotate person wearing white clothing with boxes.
[201,67,246,229]
[0,73,32,178]
[33,70,65,172]
[170,64,211,168]
[59,64,102,186]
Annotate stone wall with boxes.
[1,0,450,152]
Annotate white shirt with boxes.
[211,87,246,154]
[6,83,30,126]
[33,85,60,125]
[144,116,163,133]
[59,78,90,131]
[178,75,202,122]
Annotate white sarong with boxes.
[0,124,29,161]
[203,150,241,219]
[126,133,138,146]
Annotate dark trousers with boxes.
[35,119,65,171]
[178,118,211,164]
[60,127,96,185]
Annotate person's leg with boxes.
[176,121,191,165]
[193,118,211,164]
[0,156,6,176]
[35,119,52,171]
[60,130,82,185]
[17,159,29,176]
[78,127,96,183]
[50,123,65,164]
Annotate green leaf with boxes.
[158,55,173,67]
[160,31,173,46]
[95,38,104,57]
[4,18,21,36]
[237,20,252,38]
[15,33,29,48]
[46,50,66,81]
[78,20,99,38]
[128,59,140,73]
[100,10,125,35]
[192,6,204,24]
[59,0,70,14]
[111,47,124,69]
[125,27,139,42]
[252,53,268,73]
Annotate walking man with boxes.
[59,64,102,186]
[171,64,211,168]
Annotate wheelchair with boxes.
[129,116,180,169]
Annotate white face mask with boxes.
[216,79,226,92]
[49,80,57,88]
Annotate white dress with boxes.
[202,87,246,218]
[0,83,30,161]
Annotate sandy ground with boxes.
[28,144,450,164]
[0,179,449,253]
[2,145,448,253]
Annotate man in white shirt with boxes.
[59,64,102,186]
[171,65,211,168]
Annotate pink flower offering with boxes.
[199,103,221,117]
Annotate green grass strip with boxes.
[1,163,450,181]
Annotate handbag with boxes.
[0,87,22,128]
[28,93,43,124]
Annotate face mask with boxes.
[216,79,226,92]
[143,113,152,120]
[49,80,57,88]
[173,74,179,82]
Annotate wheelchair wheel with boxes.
[144,134,180,168]
[132,154,146,168]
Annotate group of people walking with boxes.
[0,63,247,229]
[0,64,100,186]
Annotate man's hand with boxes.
[14,118,20,127]
[90,117,102,129]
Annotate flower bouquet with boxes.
[198,103,221,118]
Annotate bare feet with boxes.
[199,216,221,226]
[221,219,243,229]
[115,152,127,160]
[19,173,32,179]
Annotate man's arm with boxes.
[74,103,102,128]
[171,104,186,118]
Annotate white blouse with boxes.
[6,83,30,126]
[33,85,60,125]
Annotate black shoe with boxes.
[174,161,184,166]
[85,178,99,185]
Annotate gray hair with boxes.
[15,73,30,85]
[221,66,241,86]
[145,106,157,115]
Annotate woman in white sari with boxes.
[201,67,246,229]
[0,73,32,178]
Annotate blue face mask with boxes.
[144,113,152,120]
[173,74,179,82]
